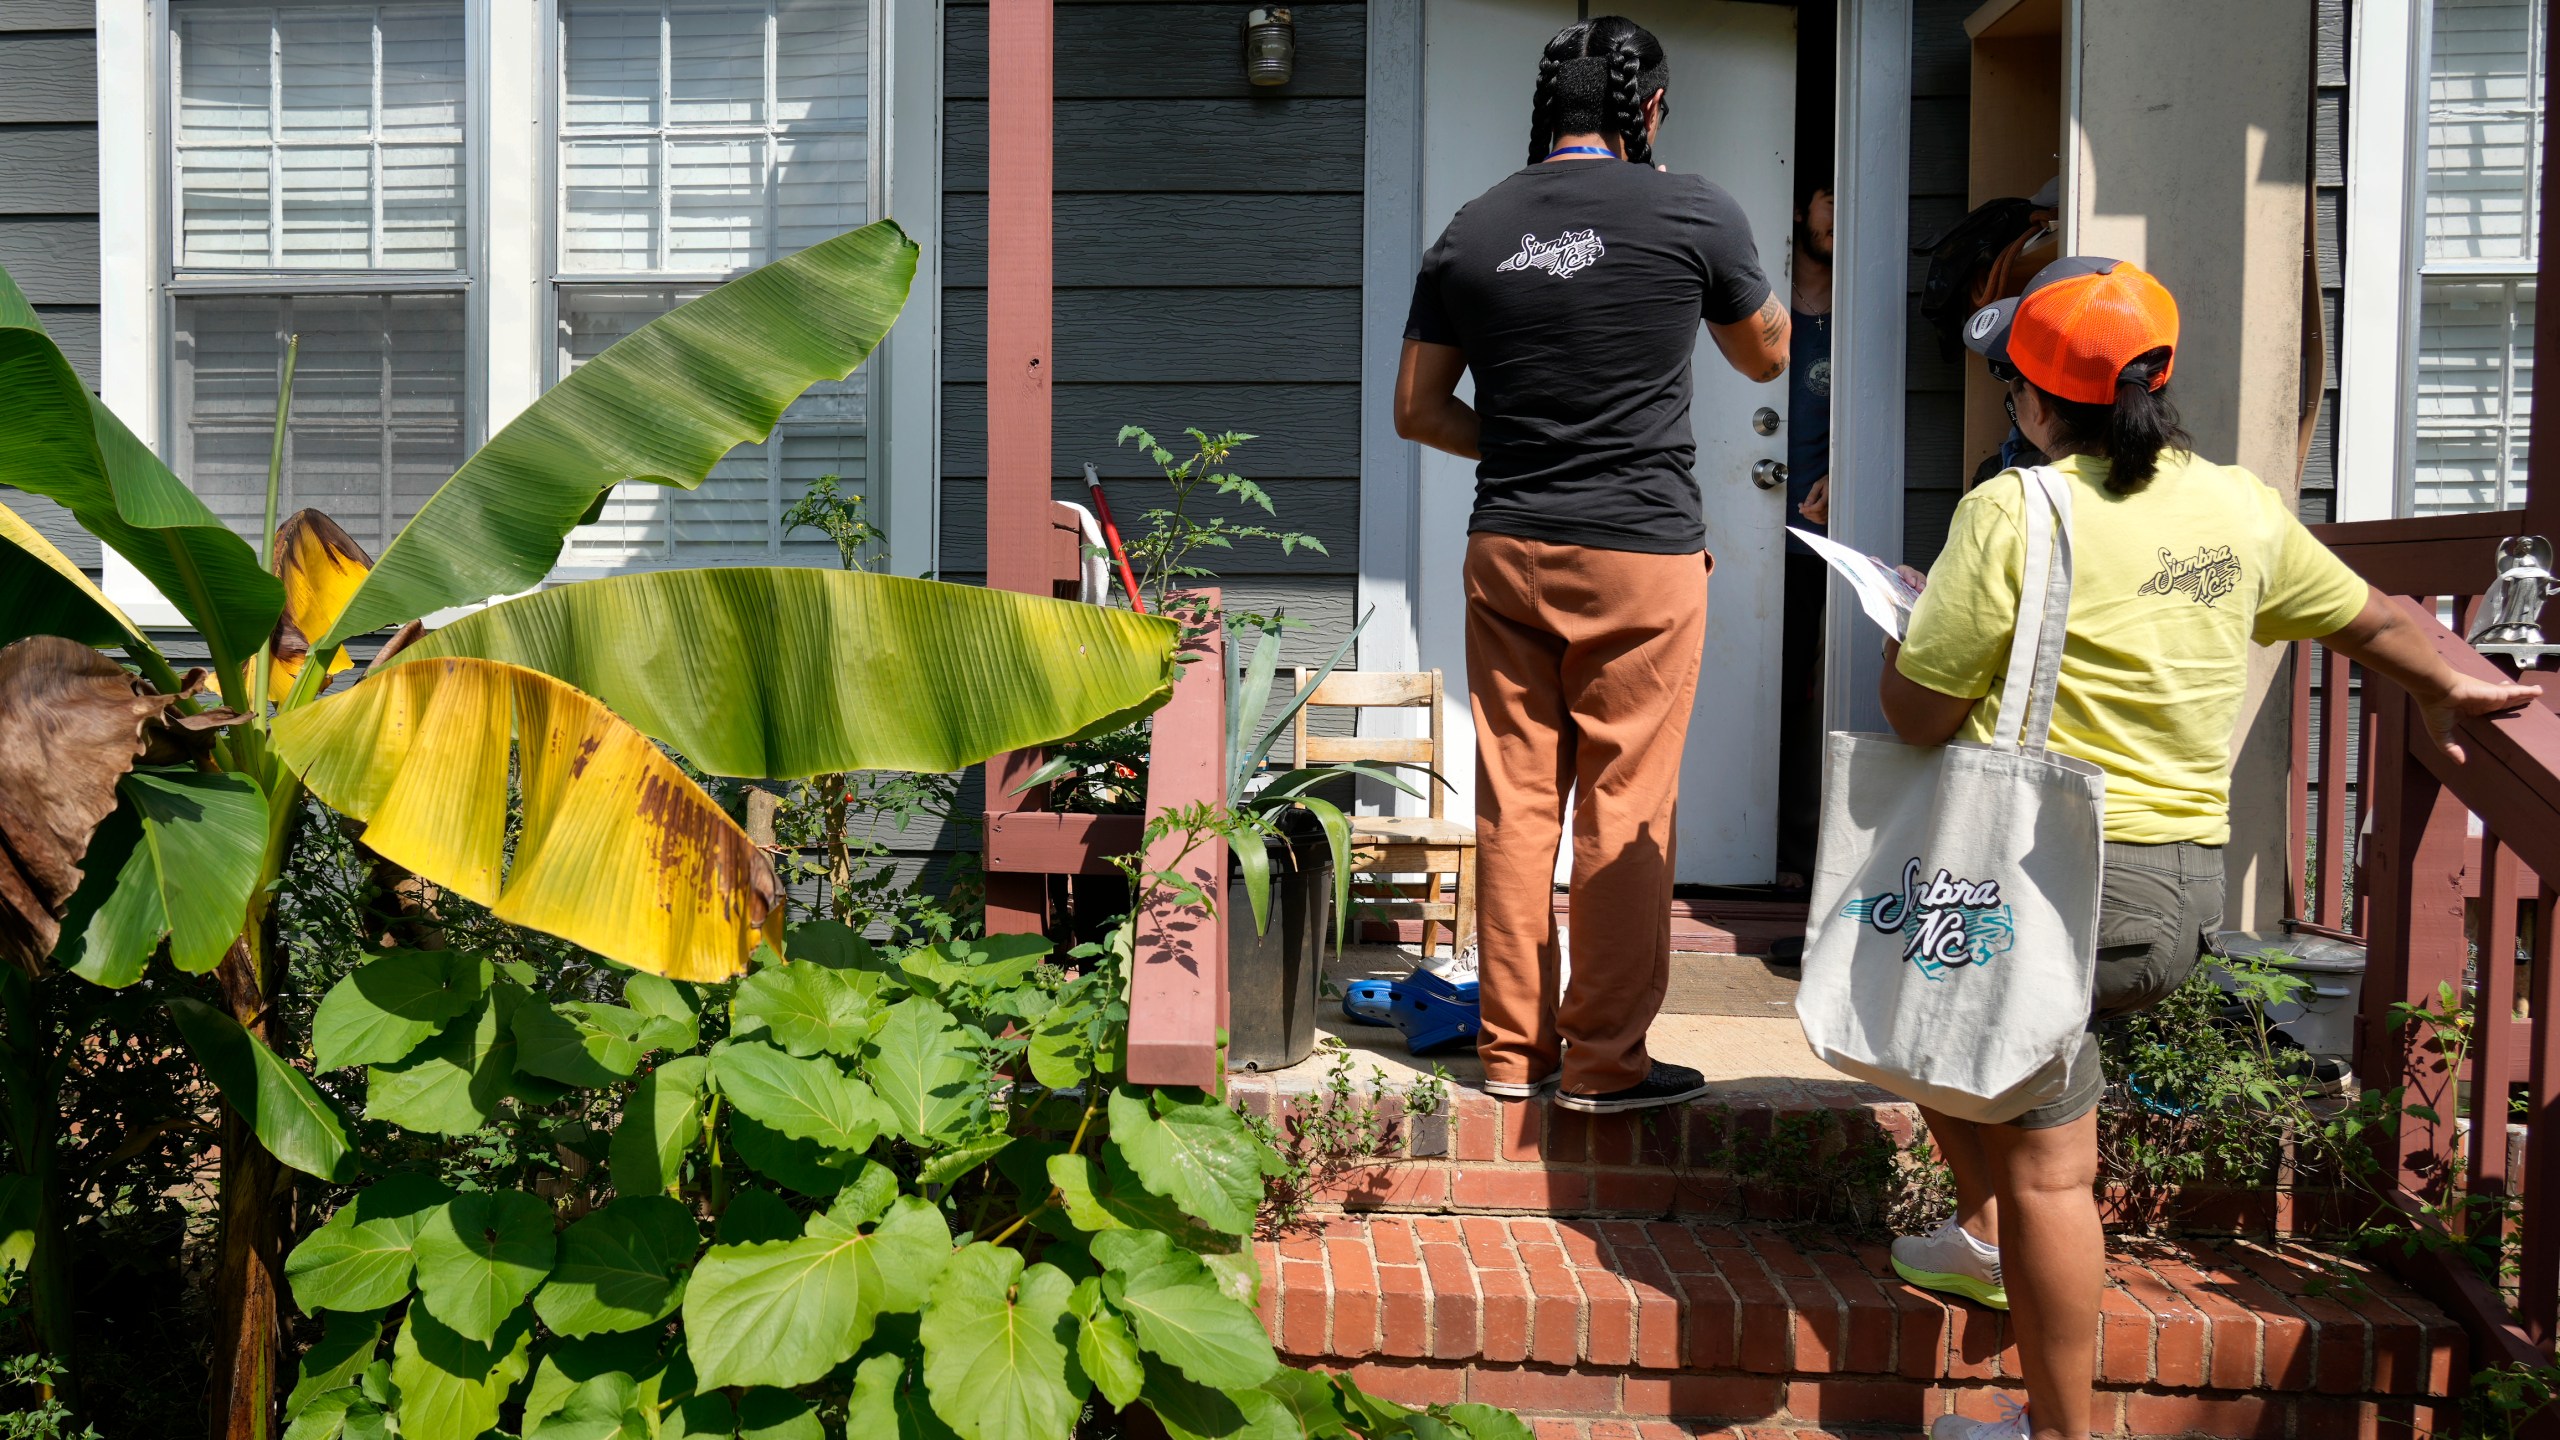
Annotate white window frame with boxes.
[96,0,940,622]
[2338,0,2544,520]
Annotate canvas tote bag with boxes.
[1793,465,2106,1123]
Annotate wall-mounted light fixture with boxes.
[1244,7,1294,87]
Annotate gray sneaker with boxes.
[1479,1073,1557,1101]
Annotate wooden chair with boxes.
[1290,668,1476,959]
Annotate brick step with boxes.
[1253,1215,2463,1438]
[1235,1075,1926,1221]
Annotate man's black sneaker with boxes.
[1553,1061,1711,1114]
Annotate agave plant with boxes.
[0,223,1180,1434]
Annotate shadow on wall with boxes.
[2071,0,2313,475]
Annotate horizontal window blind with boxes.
[173,2,466,270]
[173,291,468,554]
[554,0,876,570]
[2413,0,2542,512]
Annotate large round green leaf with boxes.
[366,990,518,1136]
[1106,1088,1279,1238]
[0,268,282,689]
[395,567,1180,779]
[413,1190,558,1344]
[681,1193,950,1390]
[167,997,359,1184]
[312,951,487,1071]
[866,998,978,1147]
[391,1303,533,1440]
[920,1244,1086,1440]
[319,222,916,647]
[284,1174,455,1314]
[534,1195,698,1337]
[608,1056,708,1197]
[711,1041,884,1152]
[732,962,877,1058]
[1106,1250,1278,1389]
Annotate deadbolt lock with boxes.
[1751,458,1788,491]
[1752,406,1782,436]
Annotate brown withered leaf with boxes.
[0,637,219,974]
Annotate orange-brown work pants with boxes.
[1463,532,1710,1095]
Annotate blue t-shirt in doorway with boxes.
[1785,307,1831,555]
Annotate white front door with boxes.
[1412,0,1797,885]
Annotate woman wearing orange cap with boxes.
[1876,257,2540,1440]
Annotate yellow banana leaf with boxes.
[1,498,147,652]
[394,568,1180,779]
[273,656,782,981]
[267,510,370,698]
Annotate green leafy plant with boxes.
[258,822,1524,1440]
[1113,428,1324,625]
[1241,1049,1448,1235]
[782,473,888,574]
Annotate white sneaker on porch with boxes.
[1891,1218,2008,1310]
[1931,1395,2033,1439]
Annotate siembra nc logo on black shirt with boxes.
[1494,228,1608,279]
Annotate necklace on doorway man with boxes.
[1545,145,1617,160]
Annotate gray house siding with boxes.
[1902,0,1971,566]
[937,0,1368,673]
[0,0,100,573]
[2306,0,2346,524]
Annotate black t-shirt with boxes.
[1405,160,1771,555]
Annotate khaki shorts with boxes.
[2009,839,2226,1130]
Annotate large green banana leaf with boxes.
[0,269,283,692]
[319,221,919,648]
[0,498,147,652]
[395,568,1181,779]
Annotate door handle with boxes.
[1752,406,1782,436]
[1751,459,1787,491]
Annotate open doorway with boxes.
[1772,2,1840,898]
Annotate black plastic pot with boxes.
[1225,827,1334,1073]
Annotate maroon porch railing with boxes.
[2289,514,2559,1399]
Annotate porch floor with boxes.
[1248,946,1849,1099]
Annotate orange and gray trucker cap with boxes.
[1961,256,2179,405]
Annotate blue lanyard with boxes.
[1545,145,1617,160]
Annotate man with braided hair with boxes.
[1394,16,1790,1114]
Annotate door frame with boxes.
[1354,0,1916,783]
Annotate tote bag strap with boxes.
[1991,465,2076,752]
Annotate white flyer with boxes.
[1789,526,1921,641]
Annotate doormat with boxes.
[1661,952,1802,1017]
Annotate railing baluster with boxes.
[2355,658,2378,935]
[2468,835,2522,1249]
[2290,641,2311,922]
[2322,645,2353,929]
[2361,685,2474,1197]
[2524,881,2560,1347]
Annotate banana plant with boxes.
[0,220,1179,1436]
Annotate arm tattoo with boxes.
[1755,293,1787,350]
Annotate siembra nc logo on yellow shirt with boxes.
[2135,545,2244,608]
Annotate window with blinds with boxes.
[2411,0,2543,514]
[168,0,471,555]
[553,0,875,570]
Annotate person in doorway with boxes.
[1776,176,1834,892]
[1880,257,2542,1440]
[1394,16,1791,1114]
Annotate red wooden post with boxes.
[2466,836,2521,1241]
[2358,688,2473,1197]
[1125,595,1229,1090]
[2524,882,2560,1346]
[2288,640,2310,921]
[982,0,1056,935]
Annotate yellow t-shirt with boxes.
[1895,452,2369,845]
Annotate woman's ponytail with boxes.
[2038,346,2190,495]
